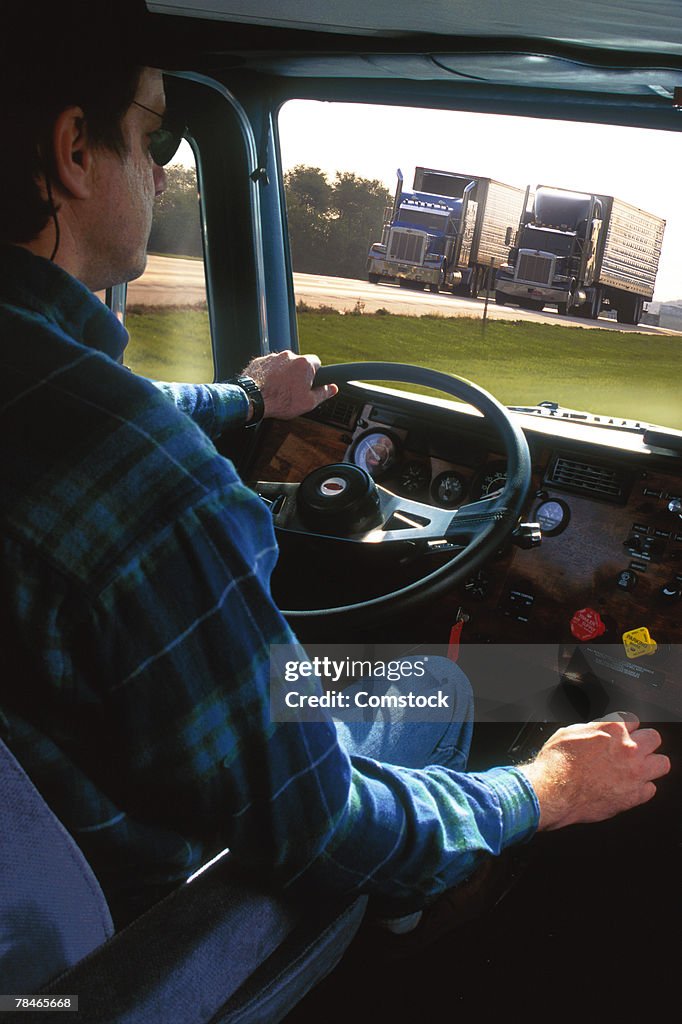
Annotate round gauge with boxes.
[431,470,466,508]
[534,498,570,536]
[398,460,430,495]
[475,461,508,498]
[350,430,399,479]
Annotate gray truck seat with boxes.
[0,736,366,1023]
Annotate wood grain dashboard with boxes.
[247,390,682,719]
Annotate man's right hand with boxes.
[519,715,670,831]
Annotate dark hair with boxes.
[0,2,147,243]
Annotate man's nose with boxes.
[153,163,167,196]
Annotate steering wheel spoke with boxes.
[445,495,516,541]
[252,479,455,545]
[368,485,457,544]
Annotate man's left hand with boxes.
[243,351,338,420]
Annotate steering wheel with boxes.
[253,362,533,625]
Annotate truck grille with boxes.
[516,252,553,285]
[546,454,632,504]
[388,229,426,265]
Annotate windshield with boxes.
[279,101,681,430]
[519,226,575,258]
[396,207,450,231]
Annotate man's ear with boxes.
[50,106,94,199]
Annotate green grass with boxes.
[125,305,213,382]
[122,305,682,429]
[298,311,682,429]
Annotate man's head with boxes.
[1,2,171,290]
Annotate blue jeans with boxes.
[225,657,473,1022]
[334,655,474,771]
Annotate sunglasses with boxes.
[132,99,184,166]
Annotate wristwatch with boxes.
[227,375,265,427]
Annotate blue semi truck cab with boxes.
[367,168,525,296]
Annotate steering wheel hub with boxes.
[297,463,382,535]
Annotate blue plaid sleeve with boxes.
[152,380,249,437]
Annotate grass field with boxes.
[125,305,214,382]
[124,306,682,429]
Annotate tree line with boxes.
[148,163,391,280]
[284,165,391,279]
[148,165,203,259]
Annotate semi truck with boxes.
[494,185,666,324]
[366,167,527,296]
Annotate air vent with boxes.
[545,454,633,504]
[308,394,358,429]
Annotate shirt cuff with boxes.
[208,382,250,431]
[471,765,541,847]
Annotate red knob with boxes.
[570,607,606,641]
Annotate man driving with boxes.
[0,1,670,961]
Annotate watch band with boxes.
[227,375,265,427]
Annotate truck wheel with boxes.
[557,302,568,315]
[495,291,507,306]
[616,294,643,325]
[368,273,379,285]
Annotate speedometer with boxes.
[350,430,399,479]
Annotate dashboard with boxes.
[246,383,682,721]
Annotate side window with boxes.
[124,141,214,382]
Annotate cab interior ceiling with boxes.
[144,0,682,55]
[144,9,682,131]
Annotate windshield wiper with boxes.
[507,401,682,452]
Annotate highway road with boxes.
[127,254,679,336]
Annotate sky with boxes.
[277,100,682,304]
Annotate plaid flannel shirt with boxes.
[0,245,538,922]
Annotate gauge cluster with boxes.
[347,426,507,508]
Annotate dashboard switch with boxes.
[570,607,607,641]
[616,569,639,590]
[464,571,489,600]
